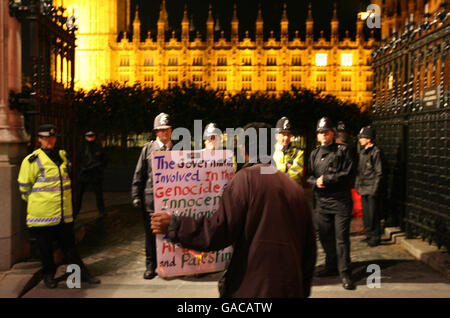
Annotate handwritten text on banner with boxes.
[152,150,234,278]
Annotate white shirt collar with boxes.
[156,138,172,150]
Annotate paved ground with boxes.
[15,191,449,298]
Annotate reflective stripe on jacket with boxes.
[273,143,304,184]
[18,148,73,227]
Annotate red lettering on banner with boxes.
[162,242,176,254]
[155,181,222,198]
[153,150,234,278]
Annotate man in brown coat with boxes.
[151,122,316,298]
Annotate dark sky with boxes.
[134,0,376,40]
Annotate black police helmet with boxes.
[153,112,171,130]
[359,126,375,140]
[316,117,334,133]
[336,121,347,132]
[203,123,221,139]
[276,117,292,134]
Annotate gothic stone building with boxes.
[56,0,377,108]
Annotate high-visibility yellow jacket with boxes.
[18,148,73,227]
[273,143,304,185]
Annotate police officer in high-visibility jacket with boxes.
[18,124,100,288]
[273,117,304,185]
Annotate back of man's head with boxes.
[242,122,274,163]
[336,131,349,144]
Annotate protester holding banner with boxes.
[131,112,173,280]
[151,122,317,298]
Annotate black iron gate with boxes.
[371,7,449,251]
[9,0,76,157]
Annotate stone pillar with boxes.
[0,0,30,270]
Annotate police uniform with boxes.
[306,117,355,290]
[18,124,100,288]
[203,122,221,141]
[131,113,172,279]
[273,117,304,185]
[74,130,107,218]
[335,121,357,158]
[355,126,383,246]
[203,122,238,172]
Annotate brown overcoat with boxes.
[169,163,317,298]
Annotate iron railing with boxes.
[9,0,77,156]
[371,3,449,251]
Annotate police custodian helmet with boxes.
[316,117,334,133]
[359,126,376,140]
[203,123,221,139]
[153,112,172,130]
[276,117,292,134]
[336,121,347,132]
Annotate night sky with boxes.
[134,0,377,40]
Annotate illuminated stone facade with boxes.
[377,0,443,39]
[56,0,377,108]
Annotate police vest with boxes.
[273,144,304,184]
[18,148,73,227]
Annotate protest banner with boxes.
[151,150,234,278]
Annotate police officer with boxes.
[18,124,100,288]
[306,117,355,290]
[335,121,357,186]
[203,122,222,150]
[131,113,173,279]
[335,121,349,145]
[74,130,107,219]
[273,117,304,185]
[203,122,238,174]
[335,121,356,156]
[355,126,383,247]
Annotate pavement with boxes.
[1,190,449,298]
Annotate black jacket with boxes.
[355,144,383,196]
[306,142,354,214]
[131,140,168,212]
[76,141,106,183]
[168,163,316,297]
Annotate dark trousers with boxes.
[316,212,352,276]
[29,222,87,276]
[74,180,105,217]
[361,195,381,243]
[142,209,157,271]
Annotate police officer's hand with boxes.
[132,198,142,209]
[286,160,293,170]
[151,213,171,234]
[316,175,325,188]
